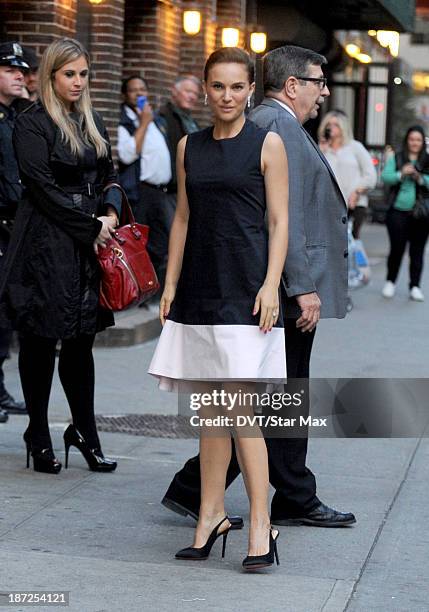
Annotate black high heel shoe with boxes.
[175,516,231,560]
[63,424,117,472]
[242,528,280,570]
[23,428,31,469]
[23,428,62,474]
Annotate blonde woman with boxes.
[1,38,120,473]
[318,110,376,238]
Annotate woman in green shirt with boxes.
[381,126,429,301]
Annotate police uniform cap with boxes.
[0,42,30,69]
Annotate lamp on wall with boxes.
[356,53,372,64]
[221,27,240,47]
[250,32,267,54]
[376,30,399,57]
[183,10,201,35]
[345,43,372,64]
[345,43,360,58]
[89,0,103,4]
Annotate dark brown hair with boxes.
[263,45,326,93]
[121,74,149,95]
[204,48,255,83]
[402,125,429,168]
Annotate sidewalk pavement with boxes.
[1,222,428,612]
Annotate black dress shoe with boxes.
[161,495,244,531]
[0,407,8,423]
[0,391,26,415]
[271,502,356,527]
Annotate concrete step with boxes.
[94,303,161,347]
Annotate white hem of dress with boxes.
[148,320,287,392]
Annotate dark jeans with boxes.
[19,334,99,452]
[165,319,320,518]
[141,183,176,291]
[386,208,429,288]
[349,206,367,239]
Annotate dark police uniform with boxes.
[0,42,29,420]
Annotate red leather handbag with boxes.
[97,183,160,311]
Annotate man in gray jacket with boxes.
[162,45,355,528]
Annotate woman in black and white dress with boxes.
[149,48,288,570]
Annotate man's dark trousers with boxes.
[165,317,320,518]
[141,182,176,291]
[0,224,13,396]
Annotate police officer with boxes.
[0,42,28,422]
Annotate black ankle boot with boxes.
[63,424,117,472]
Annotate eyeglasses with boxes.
[294,76,328,90]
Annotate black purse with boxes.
[413,188,429,220]
[413,159,429,220]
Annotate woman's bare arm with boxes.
[159,135,190,325]
[254,131,289,332]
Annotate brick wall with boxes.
[216,0,246,49]
[0,0,76,57]
[0,0,124,141]
[0,0,250,139]
[123,0,181,110]
[180,0,216,79]
[89,0,125,136]
[122,0,214,126]
[179,0,217,125]
[217,0,243,24]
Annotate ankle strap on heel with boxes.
[214,516,229,533]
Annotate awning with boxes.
[286,0,415,33]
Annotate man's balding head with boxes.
[171,75,200,111]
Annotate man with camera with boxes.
[117,75,172,289]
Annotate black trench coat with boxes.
[0,102,120,339]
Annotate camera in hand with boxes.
[137,95,147,111]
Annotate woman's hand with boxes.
[159,283,176,326]
[93,216,117,254]
[253,283,279,333]
[348,190,359,209]
[99,215,118,230]
[401,163,416,177]
[105,206,119,228]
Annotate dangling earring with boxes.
[247,95,251,109]
[204,93,208,106]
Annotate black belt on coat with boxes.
[61,182,104,198]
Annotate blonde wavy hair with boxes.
[38,38,108,158]
[318,110,354,146]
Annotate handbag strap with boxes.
[103,182,136,226]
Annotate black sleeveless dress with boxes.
[149,119,286,390]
